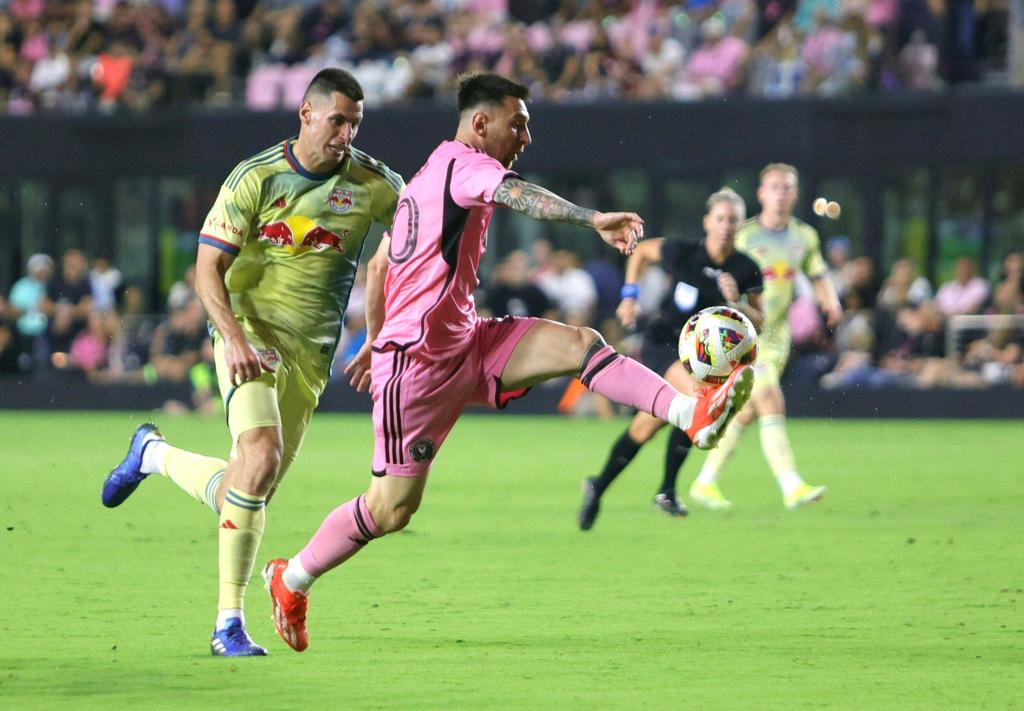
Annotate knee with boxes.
[758,388,785,415]
[575,327,607,366]
[576,327,603,352]
[236,434,283,494]
[371,502,419,534]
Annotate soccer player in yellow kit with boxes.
[689,163,842,511]
[101,68,403,656]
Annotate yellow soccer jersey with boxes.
[735,216,828,343]
[199,139,403,354]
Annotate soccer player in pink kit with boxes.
[262,74,753,652]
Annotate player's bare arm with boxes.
[493,178,595,226]
[493,178,643,254]
[344,234,390,392]
[735,290,764,329]
[195,243,265,386]
[811,275,842,327]
[616,238,664,328]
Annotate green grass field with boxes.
[1,412,1021,710]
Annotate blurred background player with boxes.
[690,163,841,511]
[261,73,754,653]
[578,187,763,530]
[100,68,403,656]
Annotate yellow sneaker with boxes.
[688,481,733,511]
[784,483,827,510]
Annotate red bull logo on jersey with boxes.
[762,260,796,281]
[328,187,355,215]
[257,217,350,254]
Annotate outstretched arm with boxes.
[493,178,596,226]
[812,275,842,327]
[616,238,664,328]
[493,177,643,255]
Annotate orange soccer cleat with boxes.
[685,365,754,450]
[262,559,309,652]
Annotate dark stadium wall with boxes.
[11,92,1024,182]
[2,373,1023,419]
[5,90,1023,288]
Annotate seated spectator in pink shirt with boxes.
[680,16,750,98]
[935,256,990,317]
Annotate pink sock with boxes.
[298,495,382,578]
[580,345,679,420]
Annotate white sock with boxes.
[140,438,168,475]
[777,470,803,496]
[666,394,697,429]
[282,555,316,594]
[695,466,718,486]
[216,608,244,630]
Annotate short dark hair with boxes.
[457,73,529,113]
[304,68,364,104]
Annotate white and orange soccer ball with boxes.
[678,306,758,384]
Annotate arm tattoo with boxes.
[493,178,595,227]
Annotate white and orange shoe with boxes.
[685,365,753,450]
[262,559,309,652]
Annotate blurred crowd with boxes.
[797,242,1024,389]
[3,240,1023,394]
[0,248,219,411]
[0,0,1013,114]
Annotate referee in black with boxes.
[579,187,763,530]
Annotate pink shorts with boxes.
[371,316,538,476]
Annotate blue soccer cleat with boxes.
[210,618,268,657]
[101,422,162,508]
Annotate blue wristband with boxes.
[620,283,639,299]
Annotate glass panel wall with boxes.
[991,167,1024,276]
[881,168,930,277]
[661,179,712,239]
[115,178,154,307]
[814,178,865,258]
[935,168,984,283]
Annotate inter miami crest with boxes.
[328,187,355,214]
[408,437,436,463]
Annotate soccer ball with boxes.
[678,306,758,384]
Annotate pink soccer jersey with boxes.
[373,141,517,360]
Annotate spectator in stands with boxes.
[481,250,555,319]
[746,17,803,98]
[68,309,116,375]
[824,234,854,300]
[8,253,53,352]
[536,249,598,326]
[166,264,197,312]
[877,257,933,312]
[960,327,1023,387]
[677,15,751,99]
[107,284,156,376]
[898,29,941,91]
[147,295,207,382]
[822,300,945,388]
[90,256,122,312]
[639,25,686,98]
[991,252,1024,315]
[45,248,93,357]
[0,0,1016,112]
[832,255,878,357]
[935,256,990,317]
[0,300,20,373]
